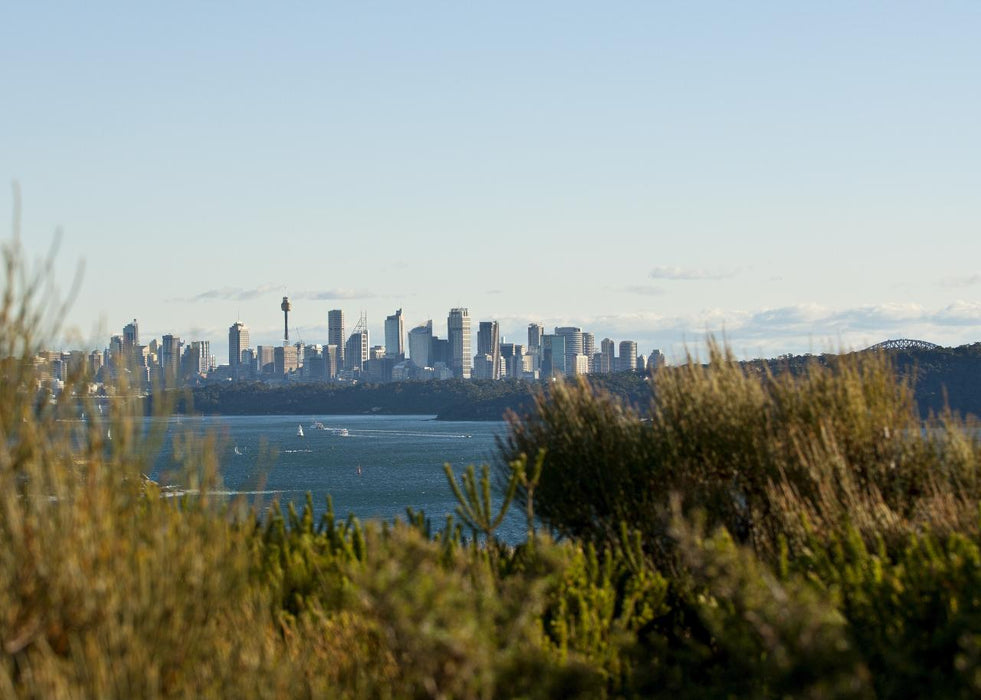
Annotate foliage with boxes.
[11,202,981,697]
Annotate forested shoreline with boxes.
[184,343,981,421]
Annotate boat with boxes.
[310,421,328,431]
[357,465,362,476]
[337,428,349,437]
[234,445,244,456]
[297,424,304,438]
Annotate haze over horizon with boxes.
[4,3,980,362]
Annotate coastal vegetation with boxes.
[181,345,981,422]
[8,232,981,697]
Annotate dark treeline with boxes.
[184,372,651,420]
[184,344,981,421]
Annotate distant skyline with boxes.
[5,3,980,361]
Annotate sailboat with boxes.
[297,424,304,438]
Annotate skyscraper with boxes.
[541,334,566,377]
[328,309,345,366]
[477,320,501,380]
[384,308,405,359]
[345,312,369,372]
[527,323,543,352]
[160,334,182,384]
[527,323,543,374]
[618,340,638,373]
[555,326,584,377]
[123,319,139,349]
[447,308,471,379]
[408,321,433,368]
[228,321,249,370]
[600,338,616,374]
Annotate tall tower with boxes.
[477,320,501,380]
[384,308,405,359]
[281,297,291,346]
[228,321,250,370]
[618,340,638,373]
[447,308,471,379]
[344,311,369,372]
[328,309,345,366]
[408,321,433,368]
[123,319,139,350]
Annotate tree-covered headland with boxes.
[8,231,981,697]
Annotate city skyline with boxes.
[5,4,981,360]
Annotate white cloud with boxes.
[649,265,739,281]
[177,284,281,303]
[941,274,981,288]
[295,288,376,301]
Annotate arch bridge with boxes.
[865,338,940,351]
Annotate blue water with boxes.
[149,414,524,541]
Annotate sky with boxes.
[4,2,980,363]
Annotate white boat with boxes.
[310,421,328,431]
[337,428,349,437]
[297,424,304,438]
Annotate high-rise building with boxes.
[323,344,339,379]
[527,323,543,351]
[477,320,500,380]
[582,333,595,373]
[328,309,345,366]
[345,331,369,371]
[274,345,299,377]
[500,342,524,379]
[160,334,182,384]
[555,326,583,377]
[408,321,433,368]
[599,338,616,374]
[447,308,471,379]
[228,321,249,371]
[256,345,276,375]
[527,323,543,373]
[647,349,665,372]
[123,319,139,349]
[541,334,566,377]
[182,341,210,378]
[384,308,405,359]
[618,340,638,373]
[344,312,369,372]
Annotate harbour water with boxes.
[148,414,524,541]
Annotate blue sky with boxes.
[4,2,980,362]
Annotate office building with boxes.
[123,319,139,349]
[345,330,369,371]
[541,334,566,377]
[618,340,638,373]
[256,345,276,375]
[447,308,471,379]
[228,321,249,371]
[328,309,345,366]
[527,323,543,373]
[477,320,501,380]
[385,308,405,359]
[598,338,616,374]
[408,321,433,368]
[555,326,583,377]
[274,345,299,377]
[160,334,182,383]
